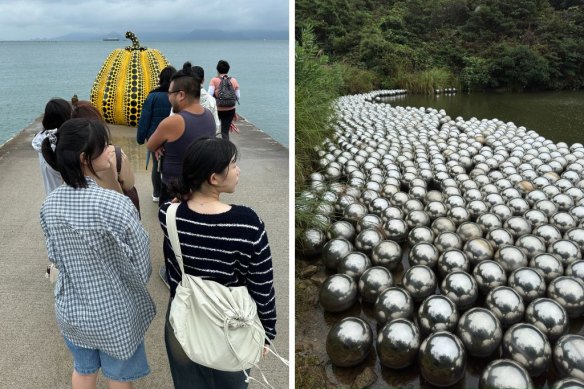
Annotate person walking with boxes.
[208,60,240,140]
[137,65,176,202]
[32,98,71,195]
[158,137,276,388]
[192,65,220,135]
[40,118,155,389]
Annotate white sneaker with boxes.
[152,195,159,202]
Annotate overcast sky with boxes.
[0,0,289,41]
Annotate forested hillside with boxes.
[296,0,584,92]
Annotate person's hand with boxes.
[262,345,269,357]
[154,146,165,160]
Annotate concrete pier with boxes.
[0,118,289,388]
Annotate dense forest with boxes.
[296,0,584,92]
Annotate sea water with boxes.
[0,40,288,146]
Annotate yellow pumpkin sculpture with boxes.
[90,31,170,127]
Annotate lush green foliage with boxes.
[296,0,584,91]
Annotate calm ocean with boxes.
[0,40,288,146]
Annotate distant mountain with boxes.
[49,29,287,41]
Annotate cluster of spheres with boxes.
[299,90,584,388]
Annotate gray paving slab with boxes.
[0,118,289,388]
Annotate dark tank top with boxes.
[162,109,215,182]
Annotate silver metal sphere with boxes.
[565,260,584,282]
[321,238,354,271]
[356,214,383,232]
[554,193,575,212]
[381,205,404,222]
[326,317,373,367]
[343,202,368,223]
[298,228,326,257]
[530,253,564,283]
[425,201,448,220]
[534,223,563,246]
[319,274,358,312]
[338,252,372,280]
[565,227,584,252]
[418,294,459,336]
[554,334,584,380]
[431,216,458,235]
[486,286,525,328]
[515,234,547,260]
[502,322,552,377]
[535,199,560,218]
[409,242,440,268]
[473,260,507,295]
[448,206,471,225]
[358,266,394,303]
[354,228,384,256]
[551,377,584,389]
[504,216,532,239]
[441,271,478,311]
[435,231,464,253]
[479,359,533,389]
[549,239,582,266]
[402,265,437,303]
[457,307,502,357]
[371,240,402,271]
[419,331,466,387]
[438,249,470,278]
[405,210,431,229]
[492,204,514,222]
[463,238,495,267]
[525,297,569,342]
[383,218,409,243]
[495,245,529,273]
[327,220,356,241]
[547,276,584,317]
[376,318,421,369]
[486,228,515,251]
[374,287,414,325]
[457,222,484,242]
[552,212,578,234]
[524,209,548,229]
[508,267,546,304]
[408,226,435,246]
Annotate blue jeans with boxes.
[164,300,250,389]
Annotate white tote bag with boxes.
[166,203,265,371]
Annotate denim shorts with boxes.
[64,337,150,382]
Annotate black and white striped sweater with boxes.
[158,202,277,340]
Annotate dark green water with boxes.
[381,91,584,145]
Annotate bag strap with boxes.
[165,203,186,276]
[114,146,122,174]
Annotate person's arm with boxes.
[146,115,182,152]
[246,219,277,341]
[207,78,216,97]
[124,213,151,284]
[136,94,154,144]
[233,78,240,99]
[117,149,136,191]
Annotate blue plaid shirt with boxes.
[40,178,155,360]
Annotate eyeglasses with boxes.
[168,90,183,95]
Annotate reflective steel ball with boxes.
[530,253,564,283]
[464,237,495,267]
[502,322,552,377]
[534,223,563,246]
[515,234,546,260]
[402,265,437,303]
[495,245,528,273]
[547,276,584,317]
[431,216,457,235]
[524,209,548,229]
[554,334,584,380]
[371,240,402,271]
[551,377,584,389]
[504,216,533,239]
[552,212,578,234]
[549,239,581,267]
[377,318,421,369]
[457,221,484,242]
[479,359,533,389]
[343,202,368,223]
[486,228,515,251]
[486,286,525,328]
[435,231,464,253]
[473,260,507,295]
[354,228,384,256]
[327,220,356,241]
[565,260,584,282]
[383,218,409,243]
[321,238,353,271]
[441,271,478,311]
[508,267,546,304]
[326,317,373,367]
[319,274,358,312]
[525,297,569,342]
[408,226,435,246]
[438,249,470,278]
[418,294,459,336]
[338,252,371,280]
[374,287,414,325]
[358,266,394,303]
[298,228,327,257]
[457,307,502,357]
[409,242,440,268]
[419,331,466,387]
